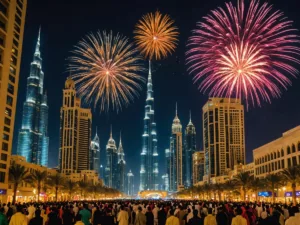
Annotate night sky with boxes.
[12,0,300,190]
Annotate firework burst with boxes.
[69,31,145,112]
[186,0,300,107]
[134,11,179,60]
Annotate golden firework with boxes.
[134,11,179,60]
[69,31,145,112]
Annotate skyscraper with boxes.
[59,78,92,174]
[192,151,205,185]
[117,133,126,193]
[184,112,196,187]
[17,29,49,166]
[140,62,159,191]
[90,128,100,174]
[0,0,27,201]
[105,128,118,188]
[127,170,134,196]
[202,98,245,181]
[168,104,183,191]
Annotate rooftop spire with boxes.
[119,131,122,147]
[110,125,112,139]
[35,26,41,55]
[176,102,178,117]
[189,110,191,123]
[148,60,152,80]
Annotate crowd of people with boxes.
[0,200,299,225]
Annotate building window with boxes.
[287,146,291,155]
[17,0,23,9]
[288,158,291,167]
[6,95,13,106]
[0,153,7,161]
[11,55,17,66]
[9,75,15,84]
[0,172,5,183]
[292,157,297,166]
[292,144,296,153]
[281,159,285,168]
[3,126,9,133]
[298,142,300,151]
[15,15,21,27]
[13,39,18,47]
[7,83,14,95]
[281,149,284,157]
[14,24,20,33]
[5,107,11,117]
[0,164,6,169]
[4,117,10,125]
[0,2,7,16]
[2,142,8,151]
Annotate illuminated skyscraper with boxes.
[127,170,134,196]
[168,104,183,191]
[192,151,205,184]
[202,98,245,181]
[105,127,118,188]
[59,78,92,174]
[117,133,126,193]
[183,112,196,187]
[0,0,27,201]
[90,128,100,174]
[17,29,49,166]
[139,62,159,190]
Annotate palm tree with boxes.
[48,173,65,201]
[234,172,252,201]
[250,177,264,201]
[280,166,300,206]
[9,163,31,204]
[265,174,282,203]
[223,180,237,201]
[88,183,102,199]
[64,180,77,200]
[203,183,212,200]
[30,170,48,202]
[213,183,224,201]
[78,180,89,199]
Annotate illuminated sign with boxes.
[285,191,300,197]
[258,191,272,197]
[0,189,7,195]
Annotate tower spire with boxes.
[95,126,98,136]
[119,131,122,147]
[35,26,41,55]
[148,60,152,80]
[189,110,192,123]
[110,125,112,139]
[176,102,178,117]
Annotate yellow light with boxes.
[238,69,242,74]
[153,36,157,40]
[106,71,110,75]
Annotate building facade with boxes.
[184,113,196,187]
[192,151,205,185]
[105,129,118,188]
[116,135,126,193]
[59,78,92,174]
[202,98,245,181]
[127,170,134,196]
[17,29,49,167]
[140,62,159,191]
[253,126,300,178]
[0,0,27,201]
[90,129,100,174]
[168,105,183,192]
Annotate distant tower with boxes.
[90,127,100,175]
[127,170,134,196]
[117,132,126,193]
[184,111,196,187]
[169,103,183,191]
[59,78,92,174]
[165,148,171,191]
[192,151,205,184]
[17,29,49,166]
[140,61,159,191]
[162,174,169,191]
[105,127,118,188]
[202,98,245,181]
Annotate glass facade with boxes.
[17,29,49,166]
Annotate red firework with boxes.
[186,0,300,107]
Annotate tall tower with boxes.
[17,29,49,166]
[117,133,126,193]
[127,170,134,196]
[202,98,245,181]
[0,0,27,199]
[169,104,183,191]
[90,128,100,174]
[140,61,158,190]
[184,112,196,187]
[59,78,92,174]
[105,127,118,188]
[192,151,205,185]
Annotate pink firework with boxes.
[186,0,300,107]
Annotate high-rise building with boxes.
[105,128,118,188]
[183,112,196,187]
[17,29,49,166]
[192,151,205,185]
[140,62,159,191]
[168,104,183,192]
[165,148,170,191]
[127,170,134,196]
[59,78,92,174]
[117,134,126,193]
[202,98,245,181]
[161,174,169,191]
[0,0,27,201]
[90,128,100,174]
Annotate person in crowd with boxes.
[188,210,202,225]
[79,204,91,225]
[118,205,129,225]
[285,206,300,225]
[157,206,166,225]
[9,205,27,225]
[166,209,179,225]
[92,206,102,225]
[0,207,8,225]
[145,207,154,225]
[62,206,74,225]
[231,207,247,225]
[134,207,146,225]
[46,207,61,225]
[257,211,269,225]
[216,207,228,225]
[176,206,186,225]
[74,214,85,225]
[152,205,159,225]
[186,209,192,224]
[204,208,216,225]
[28,209,43,225]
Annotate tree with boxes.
[88,183,103,199]
[78,180,89,199]
[64,180,77,200]
[280,166,300,206]
[250,177,264,201]
[30,170,48,202]
[265,174,282,203]
[48,173,65,201]
[223,180,237,201]
[234,172,252,201]
[9,163,31,204]
[213,183,224,201]
[203,183,212,200]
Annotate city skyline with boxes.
[12,0,300,191]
